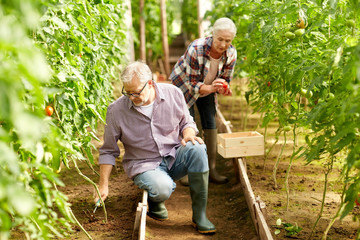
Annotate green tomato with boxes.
[306,90,313,98]
[286,23,296,32]
[284,125,292,132]
[327,93,335,100]
[294,28,305,37]
[285,32,296,40]
[346,19,356,28]
[300,88,307,96]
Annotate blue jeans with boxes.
[189,93,216,130]
[133,141,208,202]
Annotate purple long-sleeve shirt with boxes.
[99,82,198,179]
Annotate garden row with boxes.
[208,0,360,238]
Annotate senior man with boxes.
[94,61,216,234]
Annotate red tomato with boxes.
[244,56,247,61]
[45,105,54,116]
[267,81,271,87]
[223,82,228,89]
[356,194,360,206]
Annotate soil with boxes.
[11,79,359,240]
[58,134,259,240]
[60,78,359,240]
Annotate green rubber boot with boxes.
[188,171,216,234]
[204,129,228,184]
[147,200,168,221]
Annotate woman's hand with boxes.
[215,79,232,96]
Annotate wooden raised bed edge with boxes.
[237,158,273,240]
[132,190,148,240]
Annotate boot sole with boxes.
[147,213,169,221]
[192,222,216,234]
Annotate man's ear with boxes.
[148,79,154,87]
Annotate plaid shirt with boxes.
[170,36,237,108]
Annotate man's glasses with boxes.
[121,81,149,98]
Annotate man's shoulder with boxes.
[158,82,182,92]
[108,96,127,111]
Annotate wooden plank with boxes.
[237,158,257,234]
[218,131,263,148]
[218,144,264,158]
[254,202,274,240]
[139,190,148,240]
[132,204,142,240]
[139,205,147,240]
[133,190,148,240]
[142,190,148,206]
[217,131,264,158]
[237,158,274,240]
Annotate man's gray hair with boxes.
[121,61,152,84]
[212,17,237,37]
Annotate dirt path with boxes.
[59,150,259,240]
[145,159,259,240]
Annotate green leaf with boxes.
[10,188,35,216]
[51,16,69,31]
[87,104,105,124]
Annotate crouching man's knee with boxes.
[148,177,174,202]
[185,142,209,173]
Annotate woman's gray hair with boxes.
[212,17,237,37]
[121,61,152,84]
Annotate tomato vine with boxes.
[208,0,360,238]
[1,0,128,238]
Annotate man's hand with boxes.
[181,135,204,146]
[94,184,109,204]
[181,127,204,146]
[94,164,113,204]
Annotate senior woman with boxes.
[170,17,237,184]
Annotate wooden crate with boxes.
[217,131,264,158]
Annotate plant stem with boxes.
[285,151,295,211]
[68,207,93,240]
[53,182,93,239]
[309,155,334,239]
[285,81,302,210]
[72,159,108,222]
[264,133,279,170]
[273,130,286,189]
[322,170,348,239]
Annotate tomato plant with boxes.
[1,0,128,238]
[208,1,360,238]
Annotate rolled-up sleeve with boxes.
[98,105,121,165]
